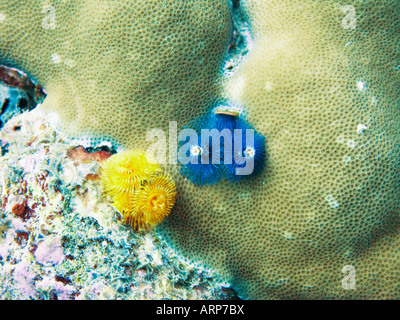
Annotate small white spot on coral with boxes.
[357,124,368,134]
[347,139,357,148]
[137,268,146,277]
[343,155,352,164]
[43,110,60,129]
[283,231,293,240]
[305,212,315,221]
[152,251,162,266]
[326,195,340,208]
[144,234,155,251]
[357,80,365,92]
[227,76,245,102]
[50,53,62,64]
[98,140,113,150]
[337,135,346,144]
[265,81,274,91]
[64,58,76,68]
[241,29,253,50]
[0,13,5,22]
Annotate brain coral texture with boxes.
[1,0,400,300]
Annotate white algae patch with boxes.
[0,110,235,300]
[35,238,65,266]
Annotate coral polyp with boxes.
[99,149,161,196]
[124,174,177,231]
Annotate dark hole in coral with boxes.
[55,275,72,285]
[1,98,9,115]
[49,290,58,300]
[18,97,28,109]
[0,144,8,156]
[85,145,118,155]
[0,65,47,129]
[232,0,240,9]
[13,125,21,131]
